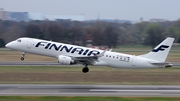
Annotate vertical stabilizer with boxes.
[139,37,174,62]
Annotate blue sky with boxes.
[0,0,180,21]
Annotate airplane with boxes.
[5,37,174,73]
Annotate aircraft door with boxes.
[27,38,33,49]
[132,55,136,66]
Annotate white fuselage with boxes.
[6,37,163,68]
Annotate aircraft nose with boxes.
[5,42,12,48]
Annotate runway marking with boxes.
[0,93,122,95]
[89,89,180,92]
[1,84,180,96]
[0,93,81,94]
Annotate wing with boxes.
[70,49,106,65]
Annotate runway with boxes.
[0,62,180,96]
[0,84,180,96]
[0,62,180,66]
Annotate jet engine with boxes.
[58,55,75,65]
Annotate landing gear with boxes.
[82,64,89,73]
[21,52,25,61]
[21,57,24,61]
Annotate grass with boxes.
[0,96,180,101]
[0,50,57,62]
[0,66,180,84]
[1,46,180,84]
[1,47,180,99]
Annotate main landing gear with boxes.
[21,52,26,61]
[82,64,89,73]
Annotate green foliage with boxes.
[0,38,5,47]
[143,23,164,47]
[164,27,180,43]
[25,24,42,38]
[0,20,180,47]
[90,23,119,48]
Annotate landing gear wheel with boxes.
[82,67,89,73]
[21,57,24,61]
[20,52,25,61]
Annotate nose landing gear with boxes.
[21,52,25,61]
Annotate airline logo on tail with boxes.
[152,45,169,52]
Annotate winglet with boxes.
[98,49,107,57]
[109,49,112,51]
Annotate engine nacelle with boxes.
[58,55,75,65]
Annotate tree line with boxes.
[0,19,180,48]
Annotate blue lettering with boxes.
[71,48,84,54]
[35,42,102,56]
[45,43,51,49]
[49,44,62,51]
[88,50,100,56]
[35,42,47,47]
[152,45,169,52]
[60,46,73,52]
[83,49,89,55]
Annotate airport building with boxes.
[149,18,169,22]
[9,12,28,21]
[0,8,84,21]
[0,8,9,20]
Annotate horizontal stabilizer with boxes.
[150,62,173,68]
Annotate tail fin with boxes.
[139,37,174,62]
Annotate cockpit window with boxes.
[17,39,21,42]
